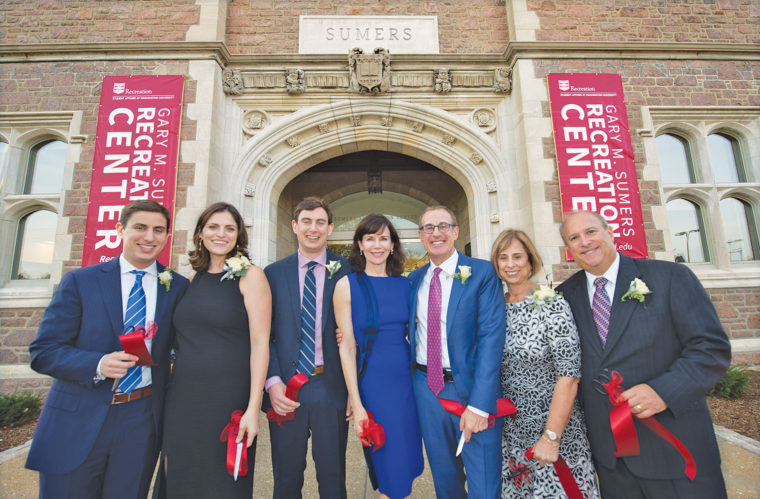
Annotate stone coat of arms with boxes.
[349,47,390,94]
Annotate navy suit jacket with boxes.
[408,253,506,414]
[26,258,188,475]
[263,251,350,411]
[557,253,730,480]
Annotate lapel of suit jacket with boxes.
[407,262,429,355]
[154,263,168,335]
[98,258,125,339]
[445,253,467,331]
[285,253,302,330]
[564,271,604,358]
[320,251,340,331]
[602,253,639,358]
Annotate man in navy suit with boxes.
[557,210,730,498]
[26,199,189,498]
[263,196,350,498]
[407,205,506,499]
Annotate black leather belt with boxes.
[416,363,454,383]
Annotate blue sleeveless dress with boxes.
[348,273,424,499]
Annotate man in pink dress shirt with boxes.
[263,196,350,498]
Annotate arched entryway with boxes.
[276,151,468,270]
[229,98,508,265]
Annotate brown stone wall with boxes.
[708,287,760,365]
[0,0,200,44]
[0,309,42,366]
[225,0,509,55]
[529,0,760,44]
[0,60,197,271]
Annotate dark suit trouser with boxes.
[39,396,157,499]
[597,458,727,499]
[412,370,502,499]
[269,374,349,499]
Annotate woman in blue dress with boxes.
[334,213,424,499]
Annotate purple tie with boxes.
[592,277,611,347]
[427,267,444,395]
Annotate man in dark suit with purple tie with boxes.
[26,200,188,498]
[557,210,730,498]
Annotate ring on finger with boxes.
[635,404,643,411]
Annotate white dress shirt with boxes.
[584,252,620,307]
[96,255,158,388]
[415,250,459,369]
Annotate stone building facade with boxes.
[0,0,758,393]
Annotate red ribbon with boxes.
[358,410,385,452]
[219,410,248,477]
[507,457,531,488]
[266,373,309,427]
[602,370,696,480]
[525,447,583,499]
[119,322,158,366]
[437,397,517,425]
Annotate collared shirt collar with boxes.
[119,254,158,277]
[429,250,459,277]
[297,248,327,268]
[584,252,620,293]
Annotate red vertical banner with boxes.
[547,73,648,259]
[82,75,184,267]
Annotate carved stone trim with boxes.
[351,116,362,127]
[348,47,391,94]
[471,108,496,133]
[305,73,349,88]
[381,116,393,127]
[408,120,424,133]
[471,152,484,165]
[442,134,456,146]
[244,183,256,197]
[286,135,301,148]
[493,67,512,94]
[243,217,253,228]
[486,180,497,192]
[285,68,305,94]
[392,72,433,87]
[434,68,452,93]
[452,72,493,87]
[318,123,331,134]
[259,155,272,167]
[490,213,500,223]
[242,110,269,135]
[242,73,285,89]
[222,69,243,95]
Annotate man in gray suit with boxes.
[263,196,350,498]
[557,210,730,498]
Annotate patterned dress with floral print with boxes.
[500,294,599,498]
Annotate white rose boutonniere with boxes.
[221,252,252,281]
[158,269,173,291]
[326,260,341,279]
[621,277,652,303]
[529,284,561,309]
[452,265,472,285]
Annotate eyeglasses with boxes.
[419,222,456,234]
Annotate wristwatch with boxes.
[544,429,560,443]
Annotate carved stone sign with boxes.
[299,15,439,54]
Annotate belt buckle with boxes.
[312,365,325,376]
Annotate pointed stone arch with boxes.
[230,98,508,264]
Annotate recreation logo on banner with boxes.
[81,75,184,267]
[547,73,648,259]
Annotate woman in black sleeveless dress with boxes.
[161,203,271,498]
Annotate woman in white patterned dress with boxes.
[491,229,599,499]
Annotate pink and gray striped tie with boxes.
[592,277,611,347]
[427,267,444,395]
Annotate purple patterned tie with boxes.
[427,267,444,395]
[592,277,611,347]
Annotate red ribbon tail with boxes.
[609,403,640,457]
[554,455,584,499]
[222,410,248,477]
[641,417,696,480]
